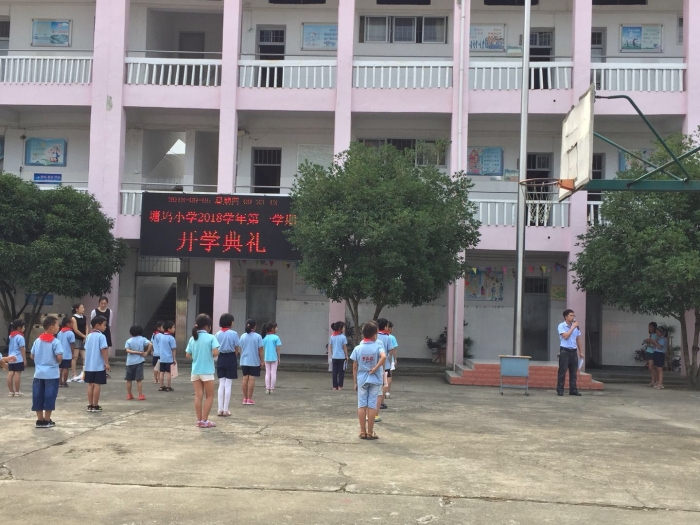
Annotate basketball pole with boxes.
[513,0,532,357]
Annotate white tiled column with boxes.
[213,0,243,326]
[446,0,470,367]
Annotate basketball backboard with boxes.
[559,84,595,202]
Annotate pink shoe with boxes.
[242,398,248,405]
[246,399,255,405]
[126,394,134,400]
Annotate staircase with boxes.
[446,359,604,390]
[144,285,177,337]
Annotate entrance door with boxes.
[246,270,278,334]
[257,26,285,87]
[197,285,214,318]
[522,277,550,361]
[530,30,553,89]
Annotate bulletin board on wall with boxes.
[469,24,506,52]
[301,23,338,51]
[620,24,663,53]
[466,147,504,176]
[31,19,72,47]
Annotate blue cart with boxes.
[499,355,532,395]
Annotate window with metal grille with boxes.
[259,30,285,43]
[423,17,447,44]
[524,277,549,294]
[364,17,389,42]
[526,154,551,171]
[360,16,447,44]
[0,19,9,39]
[530,32,552,48]
[387,138,416,151]
[591,31,604,47]
[360,139,446,167]
[253,148,282,194]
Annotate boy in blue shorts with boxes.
[125,325,151,401]
[56,317,76,388]
[151,321,164,384]
[158,320,177,392]
[351,322,386,441]
[84,316,110,412]
[30,316,62,428]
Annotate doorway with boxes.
[197,285,214,318]
[246,270,278,335]
[179,32,205,85]
[257,26,285,87]
[522,277,550,361]
[530,30,553,89]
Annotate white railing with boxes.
[0,56,92,85]
[473,199,570,228]
[469,61,573,91]
[591,63,686,93]
[353,60,452,89]
[121,190,144,216]
[125,58,222,86]
[238,60,336,89]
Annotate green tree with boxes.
[0,173,128,337]
[286,141,481,334]
[571,134,700,386]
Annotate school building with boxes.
[0,0,694,381]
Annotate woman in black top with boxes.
[91,296,113,348]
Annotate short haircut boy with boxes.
[220,313,234,328]
[377,318,389,330]
[129,325,144,337]
[43,316,58,330]
[163,320,175,331]
[362,322,378,339]
[91,315,107,328]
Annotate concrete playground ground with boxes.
[1,366,700,525]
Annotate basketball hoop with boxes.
[517,178,563,226]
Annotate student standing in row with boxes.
[186,314,220,428]
[70,303,88,383]
[30,316,62,428]
[375,318,395,417]
[84,316,110,412]
[7,319,26,397]
[262,322,281,394]
[329,321,348,391]
[125,325,151,401]
[56,317,76,388]
[215,313,240,417]
[158,321,176,392]
[151,321,164,384]
[351,322,386,440]
[386,321,398,398]
[239,319,263,405]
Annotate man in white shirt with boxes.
[557,309,582,397]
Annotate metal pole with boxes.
[513,0,532,357]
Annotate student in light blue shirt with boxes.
[84,316,110,412]
[329,321,348,391]
[350,322,386,441]
[7,319,27,396]
[386,321,399,399]
[30,316,62,428]
[158,321,177,392]
[56,317,76,388]
[239,319,264,405]
[125,325,151,401]
[651,326,668,390]
[215,313,241,417]
[151,321,164,385]
[186,314,220,428]
[262,322,282,394]
[375,318,395,414]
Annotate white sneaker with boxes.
[385,392,391,398]
[74,377,85,383]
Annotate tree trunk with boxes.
[692,310,700,388]
[372,303,385,322]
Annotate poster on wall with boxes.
[31,19,72,47]
[302,24,338,51]
[619,149,653,172]
[620,25,663,52]
[464,270,504,301]
[469,24,506,52]
[24,138,68,167]
[550,285,567,301]
[467,147,504,176]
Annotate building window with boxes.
[360,16,447,44]
[393,17,417,43]
[361,139,446,167]
[364,17,389,43]
[592,0,647,5]
[484,1,540,6]
[269,0,326,4]
[378,0,431,5]
[253,148,282,194]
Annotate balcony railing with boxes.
[473,199,570,228]
[469,60,573,91]
[587,200,603,226]
[125,57,223,87]
[238,59,336,89]
[353,60,452,89]
[0,56,92,85]
[591,63,686,93]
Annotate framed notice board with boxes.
[139,193,299,260]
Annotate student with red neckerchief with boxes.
[7,319,27,397]
[350,322,386,440]
[56,317,76,388]
[30,316,62,428]
[329,321,348,390]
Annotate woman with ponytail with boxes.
[185,315,220,428]
[239,319,264,405]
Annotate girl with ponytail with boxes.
[185,314,220,428]
[239,319,264,405]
